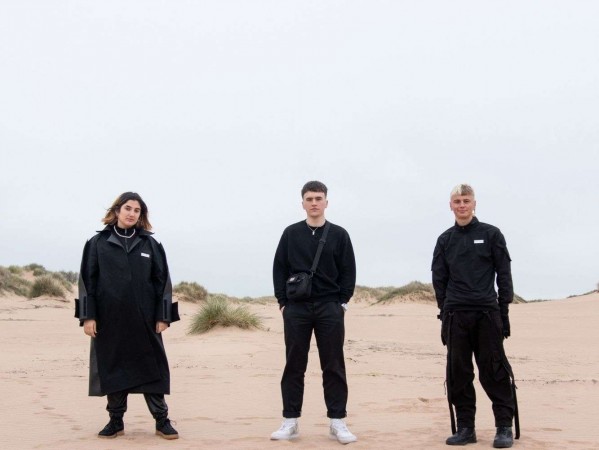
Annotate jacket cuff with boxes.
[75,297,96,321]
[170,302,180,323]
[156,299,180,323]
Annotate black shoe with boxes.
[493,426,513,448]
[446,427,477,446]
[156,417,179,440]
[98,418,124,438]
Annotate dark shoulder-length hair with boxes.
[102,192,152,231]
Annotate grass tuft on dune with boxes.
[188,296,262,334]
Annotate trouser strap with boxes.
[445,313,456,434]
[500,356,520,439]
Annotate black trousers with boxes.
[106,391,168,420]
[281,301,348,418]
[444,310,515,428]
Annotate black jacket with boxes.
[273,220,356,307]
[76,226,178,396]
[432,217,513,312]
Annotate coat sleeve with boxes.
[431,237,448,312]
[76,239,98,324]
[492,229,513,311]
[273,229,290,308]
[151,240,179,323]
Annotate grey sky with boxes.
[1,1,597,300]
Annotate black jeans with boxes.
[106,391,168,420]
[281,301,348,419]
[443,310,515,428]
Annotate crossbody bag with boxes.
[285,222,331,301]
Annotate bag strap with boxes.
[309,222,331,275]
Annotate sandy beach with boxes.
[1,291,598,449]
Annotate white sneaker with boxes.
[329,419,357,444]
[270,418,299,440]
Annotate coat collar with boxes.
[98,225,153,236]
[454,216,479,231]
[98,225,152,253]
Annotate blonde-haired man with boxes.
[432,184,518,448]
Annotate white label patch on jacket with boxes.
[141,252,150,258]
[473,240,484,244]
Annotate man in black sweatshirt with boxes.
[271,181,357,444]
[432,184,516,448]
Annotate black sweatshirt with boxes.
[431,217,513,313]
[273,220,356,307]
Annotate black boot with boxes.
[156,417,179,440]
[446,427,477,446]
[98,417,124,438]
[493,426,513,448]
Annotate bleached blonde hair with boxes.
[450,183,475,198]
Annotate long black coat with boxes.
[76,226,179,396]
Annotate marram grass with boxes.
[30,275,66,299]
[189,295,262,334]
[0,266,32,297]
[174,281,208,303]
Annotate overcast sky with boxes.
[1,1,597,300]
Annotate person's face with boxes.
[116,200,142,229]
[450,194,476,224]
[302,191,328,219]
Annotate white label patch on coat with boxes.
[473,240,484,244]
[141,252,150,258]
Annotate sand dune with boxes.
[0,291,597,449]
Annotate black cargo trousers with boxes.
[281,300,347,419]
[442,310,515,428]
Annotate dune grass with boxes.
[174,281,208,303]
[7,265,23,275]
[48,272,76,290]
[359,281,528,304]
[188,295,262,334]
[58,271,78,284]
[1,264,78,299]
[29,275,66,299]
[376,281,434,302]
[0,266,32,297]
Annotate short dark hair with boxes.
[301,180,328,198]
[102,192,152,231]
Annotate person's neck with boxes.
[306,217,326,227]
[455,216,474,227]
[115,223,135,232]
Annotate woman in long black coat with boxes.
[76,192,180,439]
